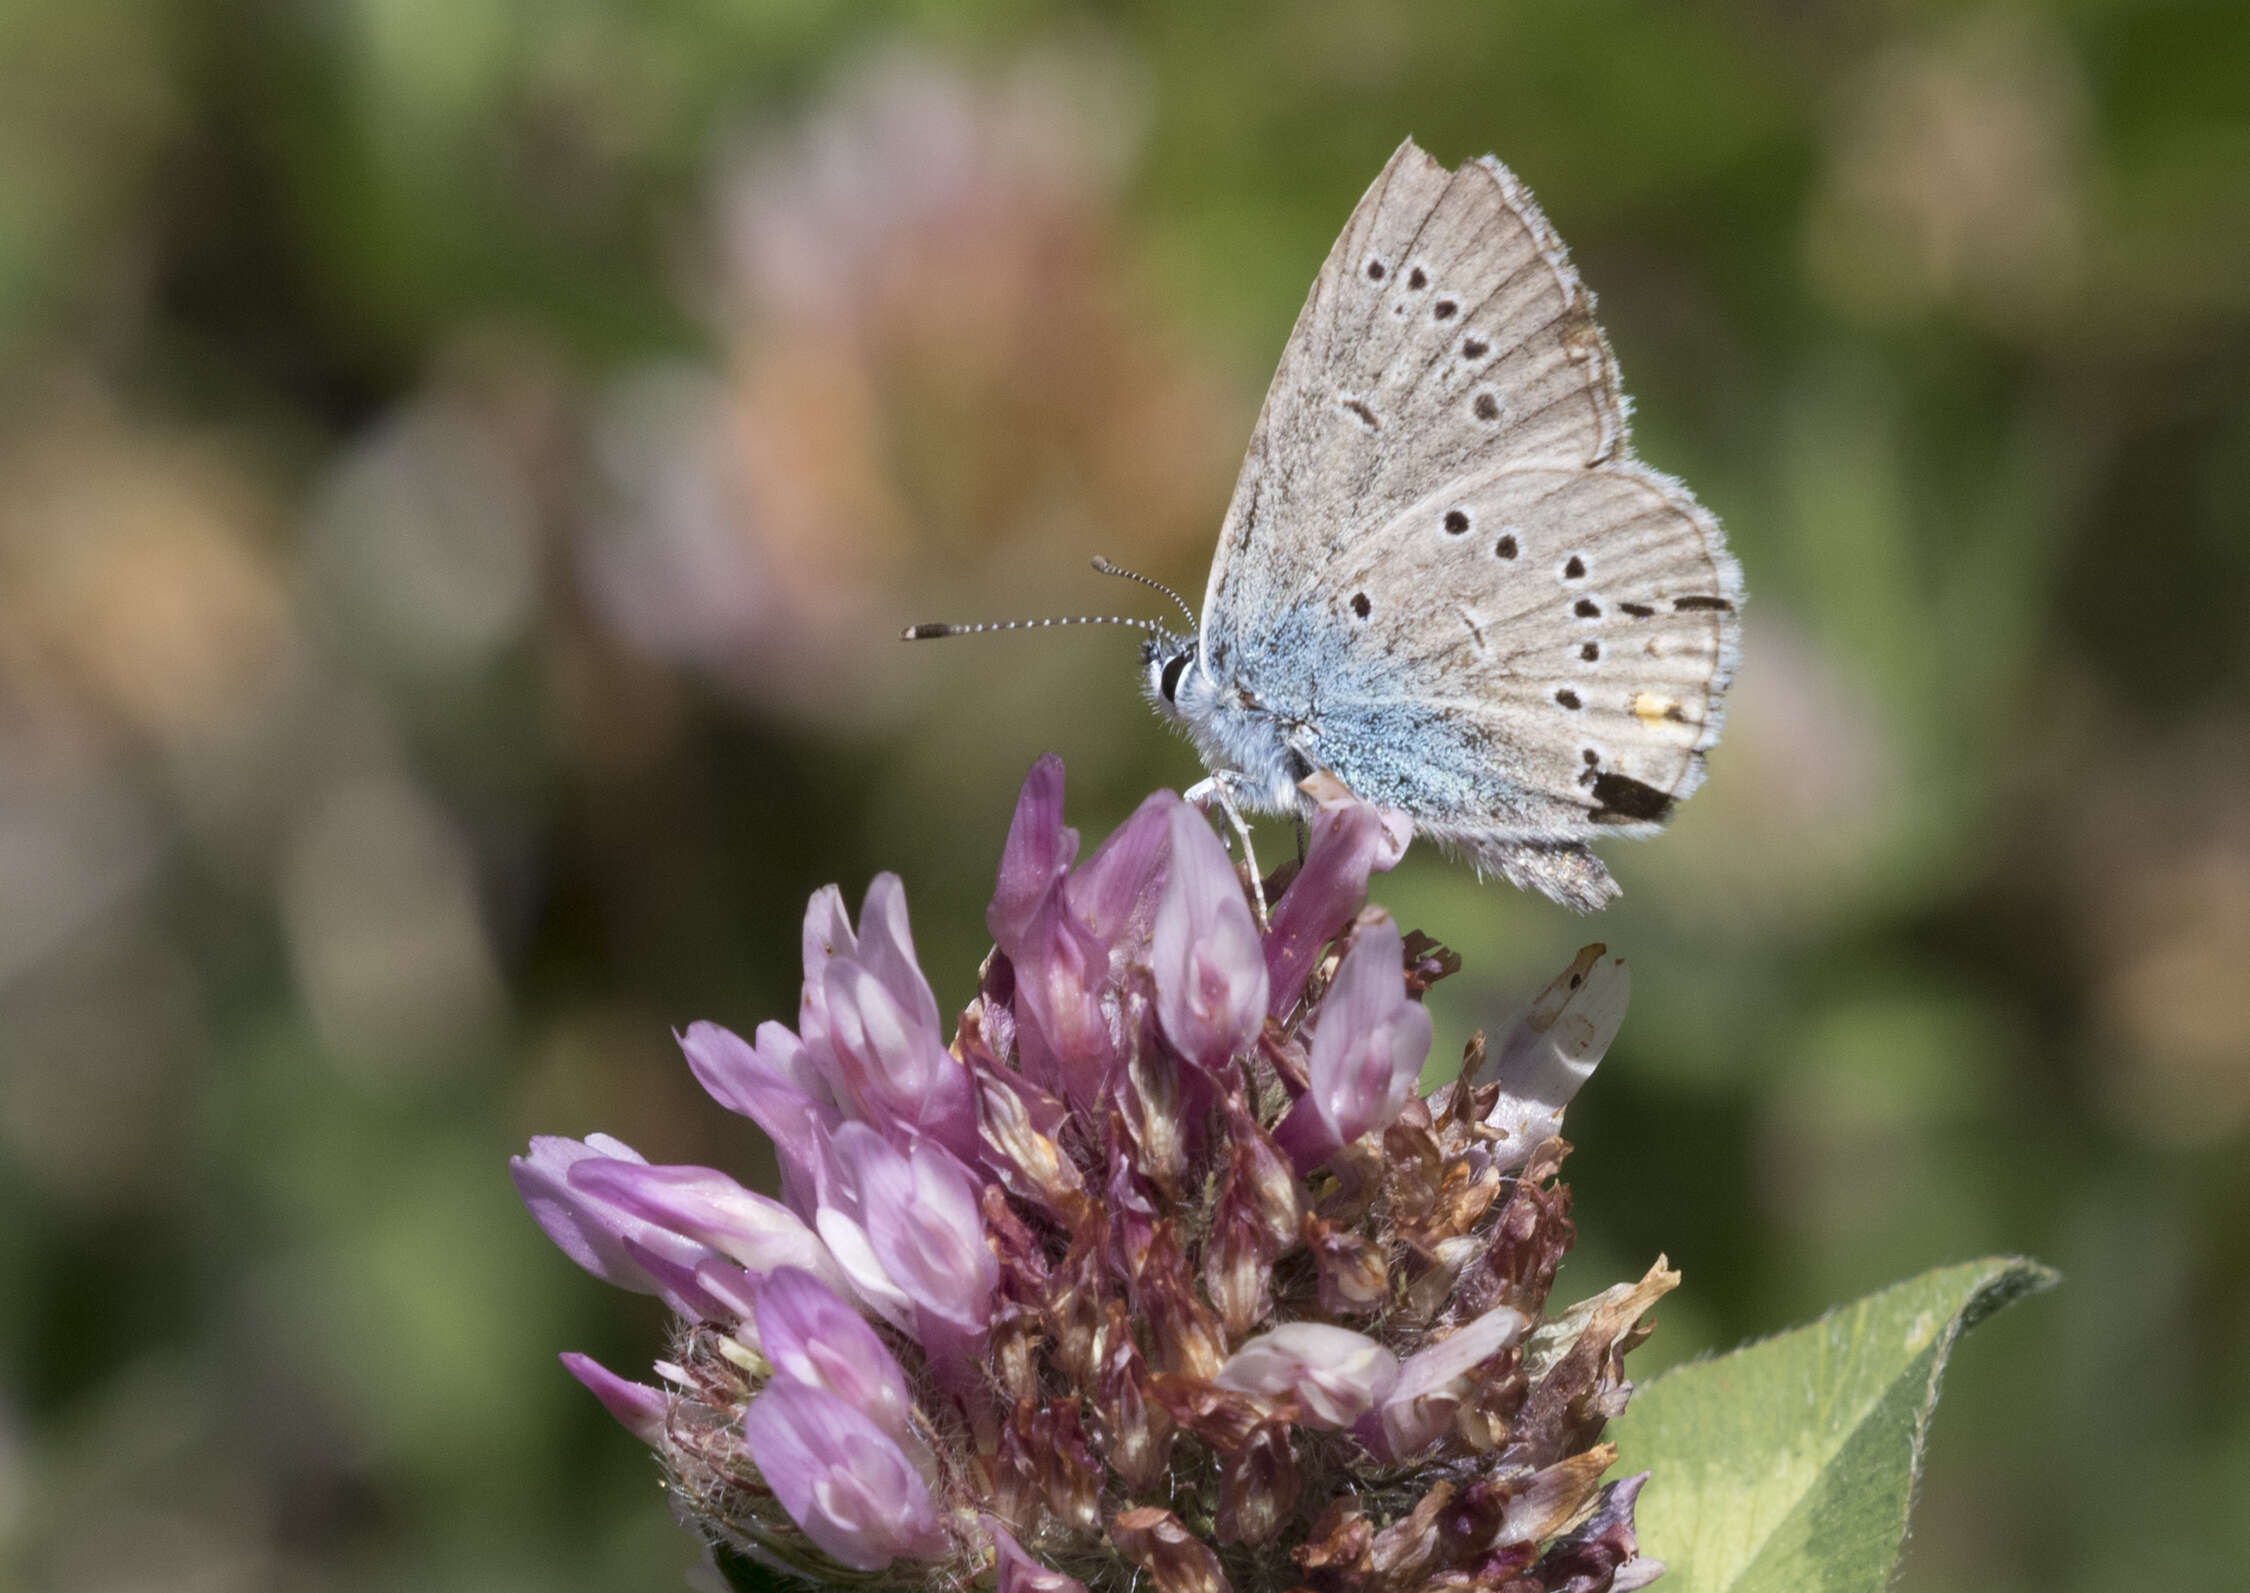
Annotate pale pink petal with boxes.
[988,755,1078,953]
[1274,918,1431,1168]
[1376,1304,1528,1457]
[752,1266,919,1454]
[1215,1322,1398,1428]
[1264,784,1410,1016]
[744,1377,948,1570]
[559,1353,669,1447]
[986,1518,1091,1593]
[1152,803,1268,1072]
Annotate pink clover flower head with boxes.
[514,757,1672,1593]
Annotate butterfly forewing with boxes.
[1204,140,1627,649]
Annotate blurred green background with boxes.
[2,0,2245,1587]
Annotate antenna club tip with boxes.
[1090,554,1118,573]
[902,623,949,640]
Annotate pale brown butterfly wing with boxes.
[1192,139,1740,909]
[1202,139,1627,637]
[1316,460,1739,831]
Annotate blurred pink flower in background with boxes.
[577,48,1239,720]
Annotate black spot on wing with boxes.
[1673,595,1734,612]
[1618,602,1654,618]
[1590,772,1675,824]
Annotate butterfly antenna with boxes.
[1090,556,1196,630]
[901,614,1156,641]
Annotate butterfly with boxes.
[912,140,1741,911]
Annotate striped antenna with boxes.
[1090,555,1196,629]
[901,556,1192,642]
[901,614,1155,641]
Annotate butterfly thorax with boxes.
[1144,631,1313,817]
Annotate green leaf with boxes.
[1608,1256,2056,1593]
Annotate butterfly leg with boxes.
[1185,773,1270,929]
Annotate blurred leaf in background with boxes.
[0,1,2244,1590]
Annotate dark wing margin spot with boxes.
[1590,772,1675,824]
[1673,595,1735,612]
[1619,602,1655,618]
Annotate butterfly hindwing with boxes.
[1311,460,1740,832]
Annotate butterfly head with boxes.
[1140,629,1211,724]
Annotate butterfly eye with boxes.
[1160,652,1192,704]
